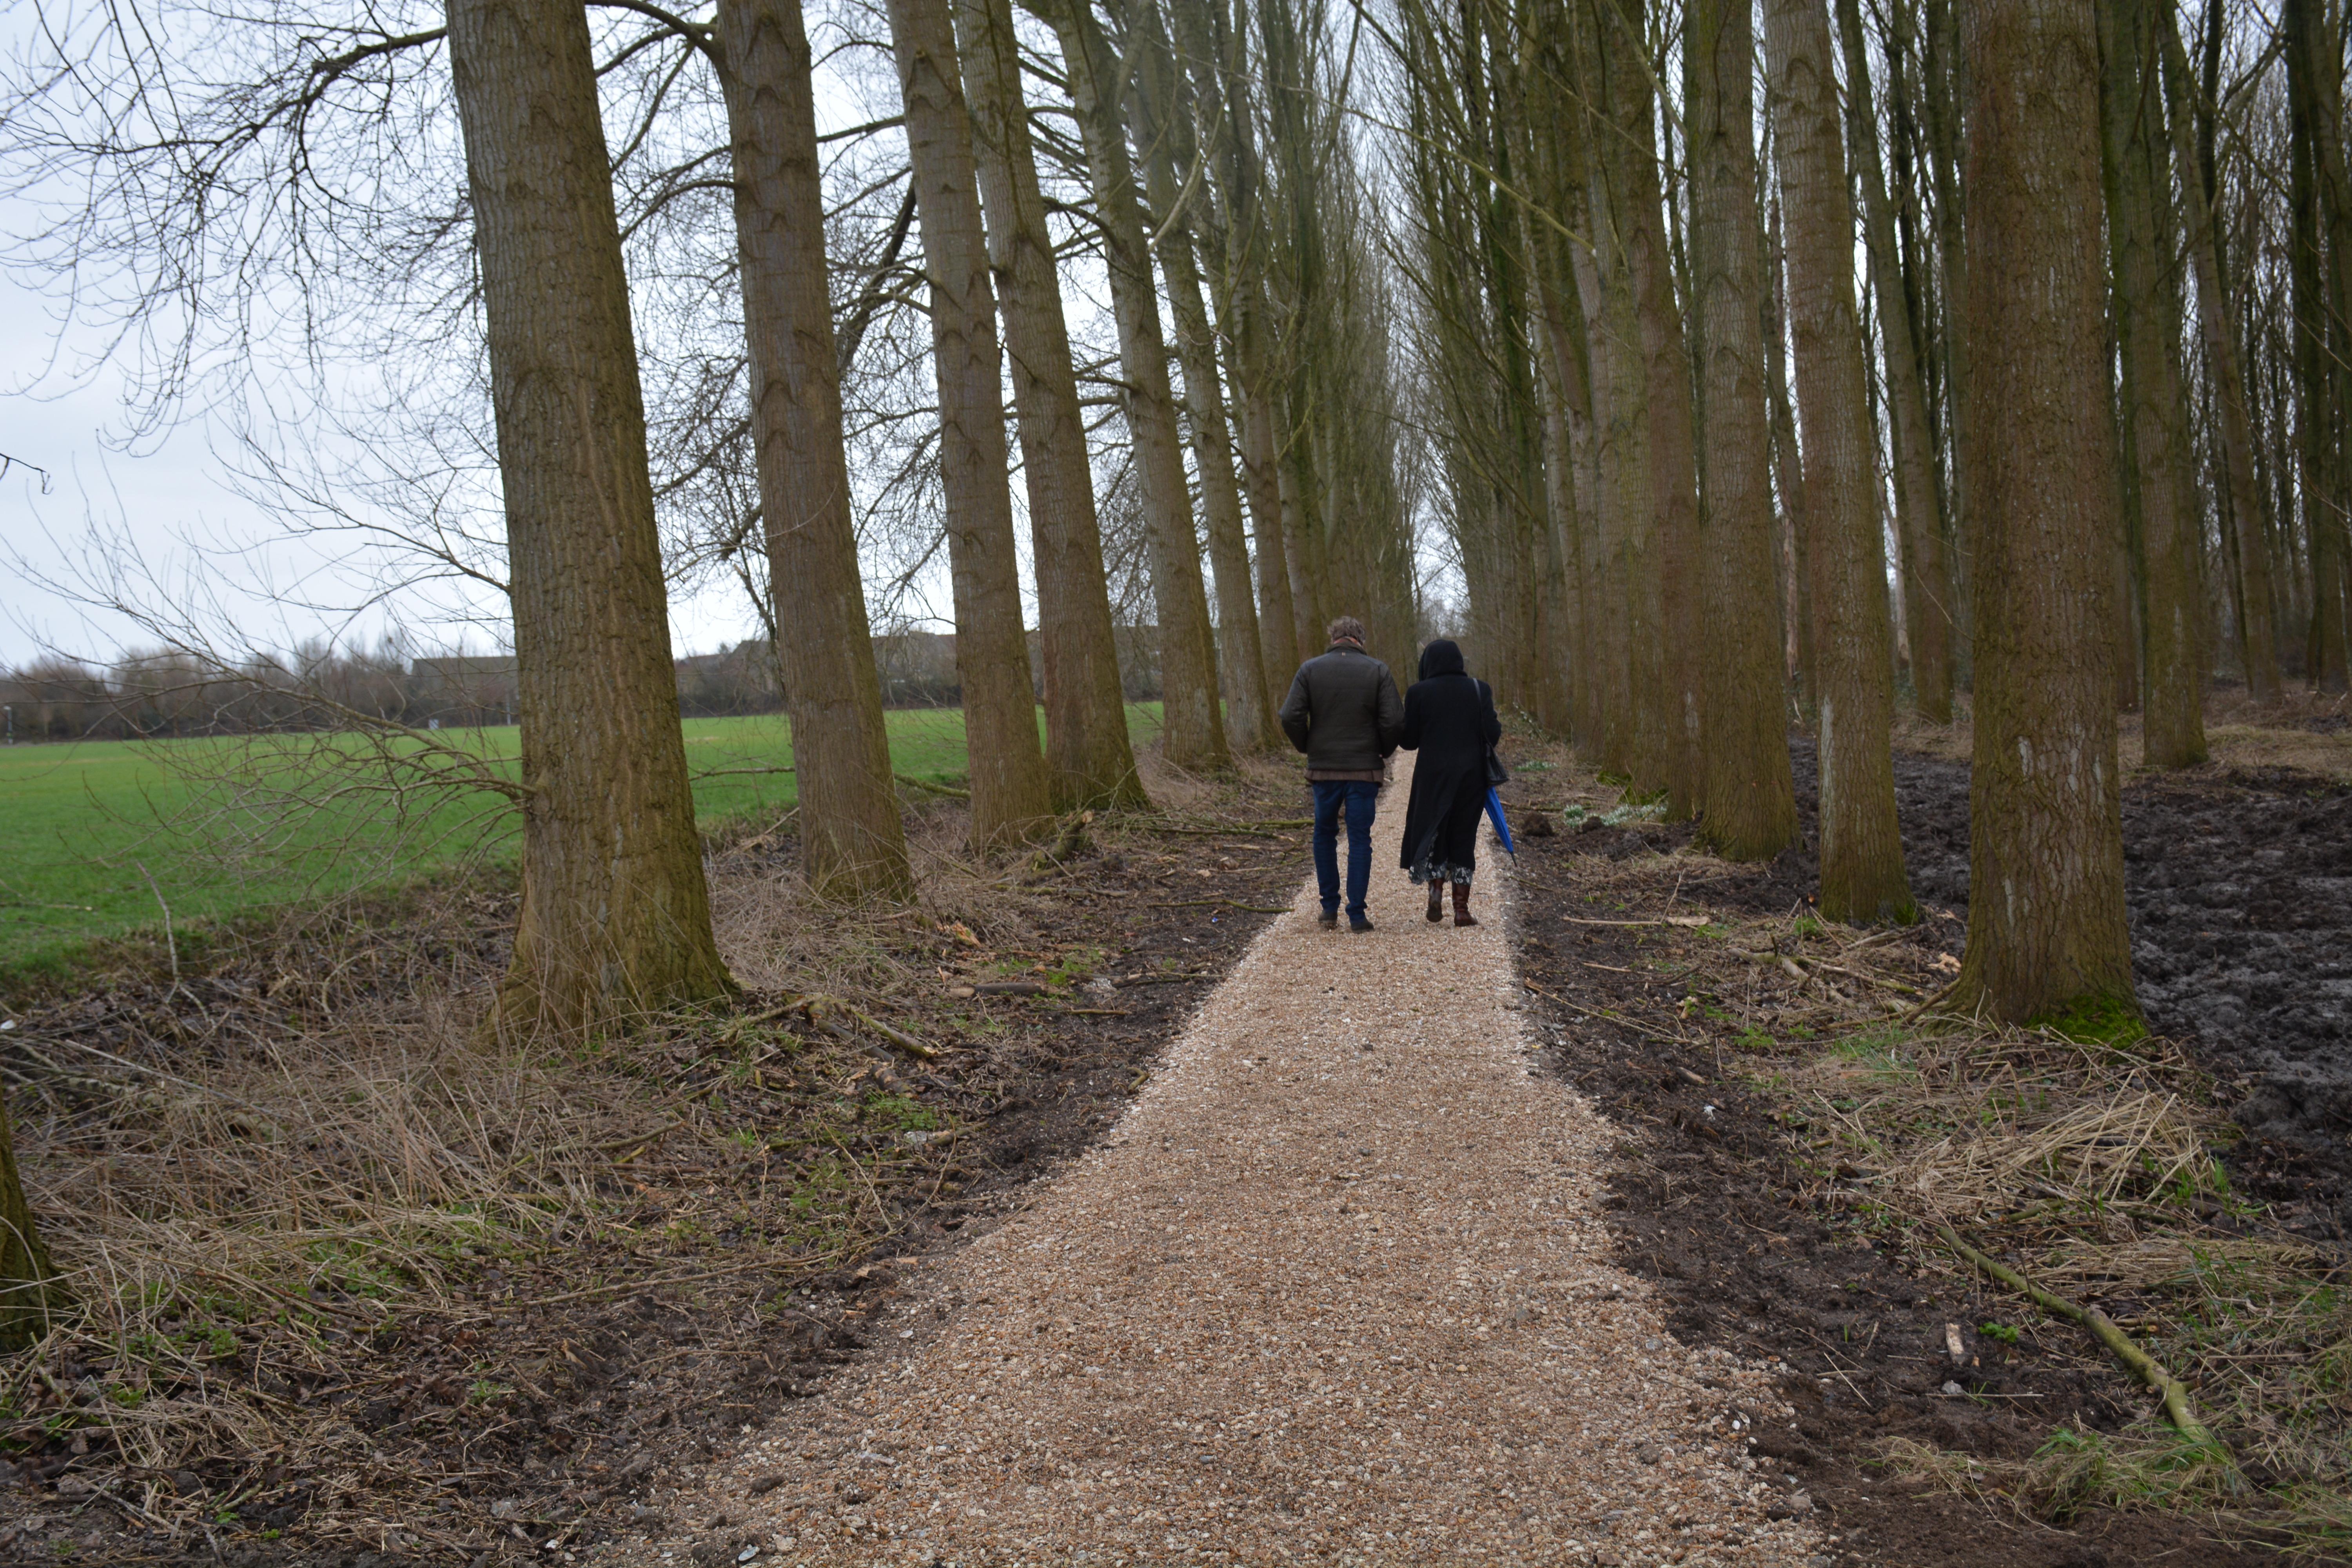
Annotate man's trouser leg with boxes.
[1311,781,1346,915]
[1343,780,1378,918]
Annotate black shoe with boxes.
[1318,910,1339,929]
[1349,912,1375,933]
[1425,882,1444,923]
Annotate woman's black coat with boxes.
[1396,640,1502,873]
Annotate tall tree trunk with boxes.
[1764,187,1818,717]
[1689,0,1800,861]
[1041,0,1228,770]
[2287,0,2352,693]
[1276,423,1326,663]
[1236,343,1303,685]
[1835,0,1957,723]
[1526,134,1602,742]
[1952,0,2138,1030]
[1576,98,1648,783]
[2160,17,2281,701]
[1168,0,1301,699]
[1546,92,1623,753]
[447,0,734,1038]
[0,1092,61,1349]
[954,0,1146,806]
[719,0,914,898]
[1922,0,1974,672]
[1763,0,1916,924]
[885,0,1054,846]
[1580,0,1675,803]
[1608,0,1704,819]
[1128,2,1275,750]
[2098,0,2206,766]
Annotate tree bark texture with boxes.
[1764,190,1818,717]
[719,0,914,898]
[1601,0,1704,819]
[1166,0,1302,698]
[1575,123,1648,782]
[1578,1,1666,795]
[1042,0,1228,771]
[1922,0,1976,673]
[2158,19,2281,701]
[2097,0,2206,766]
[2285,0,2352,693]
[1233,289,1303,688]
[1764,0,1915,924]
[447,0,734,1037]
[1836,0,1957,723]
[1953,0,2139,1029]
[885,0,1054,846]
[1688,0,1800,860]
[954,0,1146,806]
[0,1093,61,1350]
[1128,4,1275,750]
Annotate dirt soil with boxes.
[1710,739,2352,1238]
[1503,735,2351,1568]
[649,750,1824,1568]
[0,760,1315,1566]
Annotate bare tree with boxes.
[1688,0,1799,860]
[2098,0,2207,765]
[446,0,734,1035]
[1036,0,1229,772]
[884,0,1054,845]
[1835,0,1957,723]
[717,0,915,895]
[955,0,1148,806]
[1127,0,1276,751]
[1950,0,2137,1029]
[1764,0,1915,924]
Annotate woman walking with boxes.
[1397,639,1503,926]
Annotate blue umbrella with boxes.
[1484,788,1516,856]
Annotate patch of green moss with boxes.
[2032,990,2149,1047]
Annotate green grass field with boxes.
[0,705,1165,980]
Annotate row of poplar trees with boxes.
[1391,0,2352,1033]
[0,0,1421,1333]
[454,0,1419,1039]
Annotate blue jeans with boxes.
[1311,780,1381,918]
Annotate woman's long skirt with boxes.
[1406,781,1485,886]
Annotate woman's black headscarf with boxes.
[1417,639,1467,681]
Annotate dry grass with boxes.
[1515,734,2352,1553]
[0,750,1302,1554]
[0,898,898,1550]
[1881,688,2352,779]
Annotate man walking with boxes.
[1278,616,1405,931]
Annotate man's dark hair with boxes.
[1327,615,1367,646]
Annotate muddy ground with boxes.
[0,765,1314,1565]
[1506,737,2351,1567]
[1688,739,2352,1234]
[11,728,2348,1567]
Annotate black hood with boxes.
[1418,639,1466,681]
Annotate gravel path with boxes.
[637,758,1829,1568]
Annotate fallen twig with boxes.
[847,1007,940,1060]
[1147,898,1295,912]
[1939,1226,2227,1455]
[894,773,969,799]
[1558,915,1712,928]
[1522,981,1692,1046]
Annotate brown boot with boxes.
[1452,880,1479,927]
[1425,879,1445,923]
